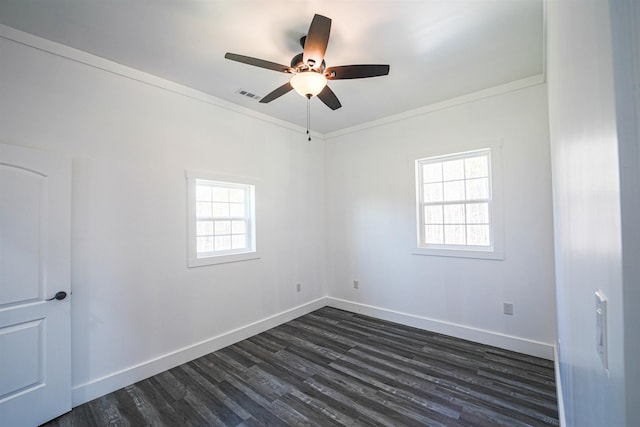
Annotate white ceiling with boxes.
[0,0,544,134]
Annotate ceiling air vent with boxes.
[235,89,261,101]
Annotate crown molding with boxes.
[324,74,546,140]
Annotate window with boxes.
[415,148,502,259]
[186,170,257,266]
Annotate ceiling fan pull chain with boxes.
[307,95,312,142]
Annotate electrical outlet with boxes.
[353,280,359,289]
[296,283,301,292]
[503,302,514,315]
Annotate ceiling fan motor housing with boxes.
[290,52,326,73]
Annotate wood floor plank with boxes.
[216,380,288,427]
[175,364,245,426]
[184,361,253,422]
[276,392,358,427]
[109,387,146,427]
[42,307,558,426]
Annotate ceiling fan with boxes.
[224,14,390,111]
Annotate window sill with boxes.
[412,247,504,260]
[188,251,260,267]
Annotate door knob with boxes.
[46,291,67,301]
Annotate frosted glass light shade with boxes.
[290,71,327,97]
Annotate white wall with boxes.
[324,84,557,358]
[0,33,327,405]
[546,0,640,425]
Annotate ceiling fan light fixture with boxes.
[290,71,327,97]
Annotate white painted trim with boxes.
[0,24,323,140]
[554,344,566,426]
[71,297,327,407]
[326,297,555,360]
[324,74,546,140]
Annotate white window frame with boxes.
[413,145,504,260]
[186,169,259,267]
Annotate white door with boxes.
[0,144,71,426]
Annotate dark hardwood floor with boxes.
[43,307,558,426]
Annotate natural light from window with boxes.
[186,170,257,267]
[416,149,493,250]
[195,180,251,255]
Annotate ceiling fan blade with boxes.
[225,53,293,73]
[302,14,331,70]
[326,64,390,80]
[317,85,342,110]
[259,82,294,103]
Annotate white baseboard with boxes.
[326,297,555,360]
[71,297,327,406]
